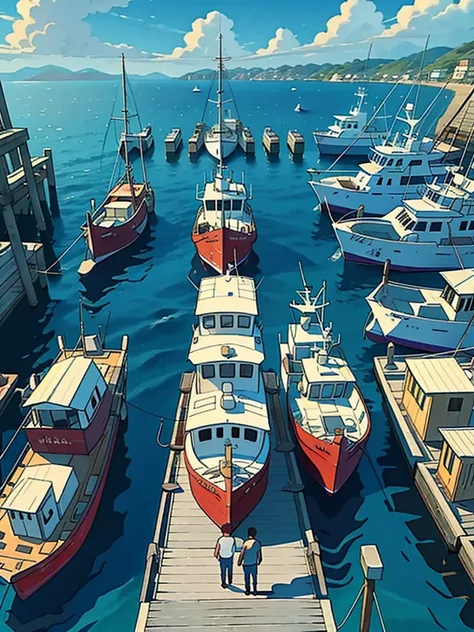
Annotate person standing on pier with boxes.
[214,523,236,589]
[238,527,263,596]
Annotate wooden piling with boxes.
[43,148,60,216]
[0,82,21,170]
[18,142,47,234]
[359,545,383,632]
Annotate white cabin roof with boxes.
[186,391,269,432]
[405,357,474,395]
[302,355,356,384]
[23,356,103,411]
[1,463,75,513]
[439,427,474,459]
[440,269,474,295]
[189,334,264,366]
[196,276,258,316]
[105,201,133,210]
[203,179,247,201]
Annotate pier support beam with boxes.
[18,142,47,234]
[43,148,60,216]
[360,545,384,632]
[37,179,52,226]
[0,165,37,307]
[0,82,21,171]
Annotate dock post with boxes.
[0,81,21,170]
[0,165,37,307]
[357,205,365,218]
[18,142,47,234]
[43,148,60,216]
[37,180,53,226]
[382,259,391,285]
[360,545,384,632]
[384,342,397,371]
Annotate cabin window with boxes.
[465,297,474,311]
[409,159,422,167]
[27,514,32,521]
[400,175,425,185]
[347,123,352,129]
[408,375,426,410]
[432,193,440,203]
[11,511,15,520]
[51,410,70,430]
[321,384,334,399]
[198,428,212,442]
[240,364,254,378]
[238,315,251,328]
[91,394,98,409]
[19,512,24,521]
[220,364,235,378]
[469,221,474,231]
[415,222,427,232]
[309,384,321,400]
[429,222,442,232]
[216,201,222,211]
[207,200,216,211]
[387,159,393,166]
[443,445,455,474]
[458,298,466,311]
[448,397,463,412]
[220,315,234,328]
[94,386,101,401]
[232,427,240,438]
[216,427,224,439]
[354,124,358,129]
[223,200,231,211]
[202,364,215,379]
[334,383,345,398]
[396,159,403,167]
[233,200,242,211]
[376,177,383,186]
[203,315,215,329]
[461,221,468,231]
[43,508,54,525]
[386,178,392,186]
[245,428,258,442]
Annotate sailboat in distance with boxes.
[78,55,155,276]
[204,35,239,161]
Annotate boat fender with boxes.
[120,401,128,421]
[297,381,304,393]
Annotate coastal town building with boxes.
[429,69,448,82]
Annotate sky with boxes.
[0,0,473,76]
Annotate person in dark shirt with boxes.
[237,526,262,595]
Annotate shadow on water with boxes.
[6,416,131,632]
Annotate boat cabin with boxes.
[440,270,474,320]
[438,428,474,502]
[1,463,78,540]
[298,353,356,403]
[402,357,474,443]
[23,356,111,455]
[101,201,134,227]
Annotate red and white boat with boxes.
[192,165,257,274]
[183,273,270,529]
[78,54,155,276]
[279,265,370,494]
[0,318,128,599]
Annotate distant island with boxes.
[1,40,474,84]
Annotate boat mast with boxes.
[216,33,225,229]
[121,54,137,202]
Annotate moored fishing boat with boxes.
[332,167,474,271]
[313,87,388,157]
[309,102,450,217]
[184,273,270,529]
[119,124,154,157]
[279,265,370,494]
[0,317,128,599]
[78,55,155,276]
[365,263,474,352]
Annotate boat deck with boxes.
[135,371,336,632]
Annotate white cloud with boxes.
[0,0,147,58]
[256,28,300,56]
[310,0,385,47]
[170,11,247,59]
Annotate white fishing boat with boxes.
[184,273,270,529]
[309,102,449,217]
[193,85,201,93]
[332,167,474,272]
[291,87,297,92]
[204,35,238,161]
[313,87,388,157]
[295,103,303,113]
[365,264,474,353]
[279,264,370,494]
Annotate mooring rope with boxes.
[37,233,83,275]
[337,583,364,629]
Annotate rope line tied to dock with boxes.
[37,233,83,275]
[336,582,364,629]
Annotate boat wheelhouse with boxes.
[192,165,257,274]
[309,103,449,217]
[165,128,183,154]
[313,87,388,157]
[366,265,474,353]
[332,168,474,271]
[119,124,154,156]
[263,127,280,155]
[279,265,370,494]
[0,324,128,599]
[184,274,270,529]
[78,55,155,276]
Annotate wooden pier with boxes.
[135,371,336,632]
[434,82,474,158]
[0,373,18,417]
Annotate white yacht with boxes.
[313,87,388,157]
[309,103,448,217]
[184,273,270,529]
[295,103,303,113]
[332,167,474,271]
[204,35,238,161]
[365,266,474,353]
[193,85,201,93]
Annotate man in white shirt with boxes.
[214,523,236,588]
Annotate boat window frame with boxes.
[461,221,468,231]
[334,383,345,398]
[206,200,216,211]
[448,397,463,412]
[216,427,224,439]
[321,384,335,399]
[231,427,240,439]
[244,428,258,442]
[202,364,216,379]
[220,363,236,379]
[396,158,403,167]
[429,221,442,232]
[443,444,456,474]
[233,200,243,211]
[220,314,234,329]
[203,315,216,330]
[308,384,321,400]
[223,200,232,211]
[238,315,251,329]
[198,428,212,442]
[240,364,254,379]
[415,221,427,232]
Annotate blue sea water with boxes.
[1,78,473,632]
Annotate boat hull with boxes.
[184,451,270,530]
[313,132,387,157]
[120,128,154,155]
[287,395,368,494]
[192,226,256,274]
[204,129,238,160]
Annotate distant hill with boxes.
[371,47,452,79]
[0,65,171,82]
[424,40,474,75]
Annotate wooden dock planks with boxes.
[137,371,335,632]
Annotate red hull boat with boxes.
[192,225,256,274]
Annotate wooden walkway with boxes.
[135,371,336,632]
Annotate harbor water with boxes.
[1,78,473,631]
